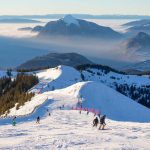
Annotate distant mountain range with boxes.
[125,32,150,55]
[36,15,122,39]
[18,27,33,31]
[123,19,150,35]
[123,19,150,27]
[128,25,150,31]
[1,14,150,19]
[32,26,44,32]
[128,25,150,35]
[0,18,41,23]
[17,53,93,70]
[18,26,44,32]
[122,60,150,75]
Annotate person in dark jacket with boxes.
[99,115,106,130]
[93,116,99,127]
[79,110,81,114]
[87,111,89,115]
[36,116,40,124]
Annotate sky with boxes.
[0,0,149,15]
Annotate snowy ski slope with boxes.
[0,65,150,149]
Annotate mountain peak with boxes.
[135,32,150,40]
[38,15,121,39]
[62,15,79,26]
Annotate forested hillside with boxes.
[0,74,38,115]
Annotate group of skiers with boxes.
[12,105,106,130]
[79,108,106,130]
[93,114,106,130]
[59,105,65,110]
[12,115,41,125]
[36,109,51,124]
[12,108,51,126]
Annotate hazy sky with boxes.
[0,0,149,15]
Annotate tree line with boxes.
[115,84,150,108]
[0,74,39,115]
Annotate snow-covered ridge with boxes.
[30,65,81,94]
[52,81,150,122]
[62,15,80,26]
[5,80,150,122]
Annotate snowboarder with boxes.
[49,113,51,116]
[93,116,99,127]
[87,111,89,115]
[12,116,16,126]
[99,115,106,130]
[36,116,40,124]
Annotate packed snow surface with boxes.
[0,110,150,150]
[0,65,150,149]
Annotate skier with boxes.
[36,116,40,124]
[93,116,99,127]
[62,104,64,108]
[87,111,89,115]
[49,113,51,116]
[99,115,106,130]
[12,116,17,126]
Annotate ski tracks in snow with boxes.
[0,110,150,150]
